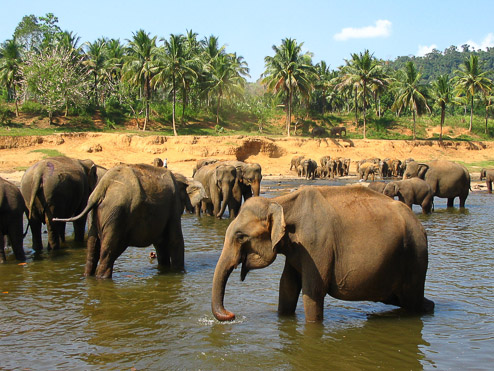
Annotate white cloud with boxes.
[464,33,494,51]
[417,44,438,57]
[334,20,392,41]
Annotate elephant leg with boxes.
[195,204,201,217]
[58,222,66,242]
[301,270,326,322]
[422,196,433,214]
[95,236,127,279]
[30,218,43,252]
[84,219,100,276]
[447,197,455,208]
[459,194,468,208]
[45,220,60,250]
[73,217,87,242]
[278,263,302,316]
[165,216,185,271]
[0,233,5,262]
[487,181,492,193]
[8,218,26,261]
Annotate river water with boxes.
[1,179,493,370]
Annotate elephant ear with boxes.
[267,202,285,250]
[417,164,429,179]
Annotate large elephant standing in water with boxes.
[20,156,97,251]
[193,163,236,218]
[54,164,204,278]
[403,160,470,208]
[0,177,27,262]
[212,186,434,323]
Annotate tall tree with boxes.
[207,52,249,125]
[0,38,23,116]
[392,61,430,140]
[338,50,385,139]
[153,34,197,136]
[262,38,317,136]
[454,54,492,131]
[122,30,158,131]
[83,38,106,106]
[431,74,452,141]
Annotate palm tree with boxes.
[262,38,317,136]
[454,54,492,132]
[123,30,158,131]
[83,38,107,106]
[392,61,430,140]
[338,50,385,139]
[207,52,250,125]
[0,38,23,116]
[153,34,198,136]
[431,74,452,141]
[103,38,125,100]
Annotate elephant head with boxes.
[383,182,400,198]
[212,197,285,321]
[403,161,429,180]
[480,169,486,180]
[173,173,207,213]
[241,163,262,197]
[214,165,237,218]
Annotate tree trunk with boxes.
[172,75,178,136]
[413,109,416,140]
[469,95,473,132]
[13,86,19,117]
[440,105,445,141]
[143,78,150,131]
[485,102,489,135]
[362,83,367,139]
[216,90,222,126]
[354,86,358,125]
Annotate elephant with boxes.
[0,177,27,262]
[211,186,434,323]
[310,126,327,138]
[290,156,305,172]
[367,181,386,193]
[383,178,434,214]
[223,161,262,219]
[403,160,470,208]
[379,160,389,179]
[330,126,346,137]
[20,156,98,251]
[153,158,164,167]
[192,158,219,177]
[358,162,377,181]
[302,159,317,180]
[193,162,237,218]
[325,159,336,179]
[320,155,331,168]
[53,164,203,278]
[480,168,494,193]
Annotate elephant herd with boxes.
[1,153,491,323]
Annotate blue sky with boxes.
[2,0,494,82]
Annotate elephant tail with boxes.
[52,183,106,223]
[27,173,42,220]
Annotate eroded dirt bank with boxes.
[0,133,492,184]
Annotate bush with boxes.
[20,101,46,115]
[0,104,13,125]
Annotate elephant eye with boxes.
[235,232,249,243]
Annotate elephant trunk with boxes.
[211,245,238,321]
[216,183,232,218]
[251,179,261,197]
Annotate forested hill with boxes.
[386,45,494,82]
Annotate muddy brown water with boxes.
[1,179,493,370]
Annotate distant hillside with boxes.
[385,45,494,82]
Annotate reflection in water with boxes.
[0,181,492,369]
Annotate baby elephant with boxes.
[384,178,433,214]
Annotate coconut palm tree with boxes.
[122,30,158,131]
[338,50,385,139]
[454,54,492,132]
[392,61,430,140]
[262,38,317,136]
[153,34,198,136]
[431,74,452,141]
[0,38,23,116]
[83,38,107,106]
[207,52,250,125]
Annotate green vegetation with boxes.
[30,148,64,157]
[1,13,494,140]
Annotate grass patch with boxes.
[30,149,65,158]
